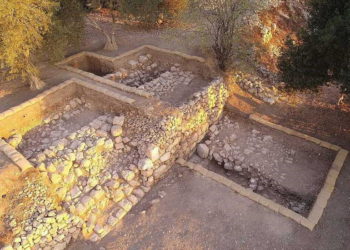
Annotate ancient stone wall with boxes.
[0,76,228,249]
[0,83,77,139]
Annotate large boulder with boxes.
[197,144,209,159]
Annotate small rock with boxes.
[146,144,160,161]
[233,165,242,172]
[138,158,153,171]
[111,125,123,137]
[158,191,166,198]
[113,116,125,126]
[128,60,138,69]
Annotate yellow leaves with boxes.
[0,0,57,83]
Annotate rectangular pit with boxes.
[57,45,217,106]
[191,112,337,218]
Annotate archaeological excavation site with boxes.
[0,47,348,250]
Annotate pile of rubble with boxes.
[17,97,89,158]
[3,176,82,250]
[234,73,279,105]
[196,115,309,214]
[139,65,195,98]
[104,54,195,98]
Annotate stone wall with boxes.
[86,77,228,242]
[0,83,77,139]
[0,77,228,250]
[233,72,279,104]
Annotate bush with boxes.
[278,0,350,95]
[164,0,189,17]
[202,0,256,71]
[119,0,164,25]
[42,0,85,62]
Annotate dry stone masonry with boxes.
[104,54,196,99]
[193,113,335,216]
[0,47,228,250]
[234,72,279,104]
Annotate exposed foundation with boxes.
[0,47,227,250]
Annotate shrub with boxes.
[164,0,189,17]
[202,0,257,71]
[119,0,164,25]
[278,0,350,96]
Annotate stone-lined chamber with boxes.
[56,45,216,106]
[0,60,228,249]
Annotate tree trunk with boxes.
[86,16,118,51]
[29,74,46,90]
[103,32,118,51]
[337,94,345,106]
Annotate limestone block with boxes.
[56,161,72,176]
[121,170,135,182]
[111,125,123,137]
[197,144,209,158]
[107,215,119,227]
[49,173,62,184]
[138,158,153,171]
[104,139,114,150]
[138,55,149,64]
[153,165,169,179]
[105,179,120,190]
[81,195,94,208]
[160,152,171,162]
[114,143,124,150]
[127,194,139,205]
[146,144,160,161]
[118,199,133,212]
[112,208,127,220]
[112,189,125,203]
[141,169,153,177]
[93,224,105,235]
[7,134,22,148]
[90,189,105,202]
[132,188,145,199]
[121,183,134,196]
[128,60,138,69]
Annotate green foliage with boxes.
[201,0,258,71]
[278,0,350,94]
[0,0,57,82]
[42,0,85,62]
[119,0,164,25]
